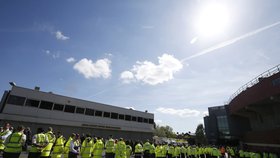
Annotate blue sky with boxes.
[1,0,280,133]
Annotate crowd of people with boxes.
[0,123,278,158]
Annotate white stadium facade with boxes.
[0,85,154,140]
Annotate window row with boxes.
[6,95,154,124]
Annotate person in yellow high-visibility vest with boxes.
[174,144,181,158]
[0,123,12,153]
[80,134,94,158]
[51,131,66,158]
[143,140,151,158]
[92,137,104,158]
[105,135,115,158]
[180,144,187,158]
[28,128,49,158]
[115,138,126,158]
[3,125,26,158]
[167,144,174,158]
[134,141,143,158]
[150,143,156,158]
[68,134,80,158]
[126,141,132,158]
[155,143,164,158]
[41,127,56,157]
[64,133,76,158]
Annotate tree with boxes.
[195,124,207,145]
[153,125,176,138]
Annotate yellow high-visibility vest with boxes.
[81,137,94,158]
[41,131,56,156]
[30,133,48,153]
[4,132,23,153]
[51,136,66,158]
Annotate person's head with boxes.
[9,126,14,131]
[71,133,76,138]
[25,127,31,131]
[48,127,53,132]
[37,127,44,134]
[17,125,25,132]
[56,131,62,137]
[4,123,10,130]
[75,134,80,140]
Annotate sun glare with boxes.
[194,3,230,38]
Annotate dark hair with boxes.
[37,128,44,133]
[17,125,25,131]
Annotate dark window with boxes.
[7,95,26,106]
[111,113,118,119]
[137,117,143,122]
[119,114,124,120]
[149,119,154,124]
[64,105,76,113]
[95,110,103,117]
[85,108,95,116]
[132,116,137,121]
[125,115,131,121]
[53,104,64,111]
[76,107,85,114]
[39,101,53,110]
[25,99,40,108]
[103,112,110,118]
[143,118,148,123]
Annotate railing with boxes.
[228,64,280,104]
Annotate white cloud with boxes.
[66,57,76,63]
[203,111,209,116]
[155,119,163,123]
[55,31,69,40]
[73,58,111,79]
[120,54,183,85]
[156,107,200,118]
[120,71,135,84]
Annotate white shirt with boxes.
[0,129,12,140]
[69,140,80,154]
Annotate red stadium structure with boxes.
[204,64,280,152]
[228,64,280,151]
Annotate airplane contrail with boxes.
[181,21,280,63]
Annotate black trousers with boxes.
[106,152,115,158]
[3,152,21,158]
[68,152,79,158]
[135,153,142,158]
[144,150,150,158]
[150,153,156,158]
[28,152,42,158]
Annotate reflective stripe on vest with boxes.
[30,133,47,153]
[63,137,72,158]
[93,140,104,156]
[81,138,93,157]
[51,136,65,157]
[41,132,55,156]
[4,132,23,153]
[105,139,115,153]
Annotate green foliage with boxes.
[153,125,176,138]
[195,124,207,145]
